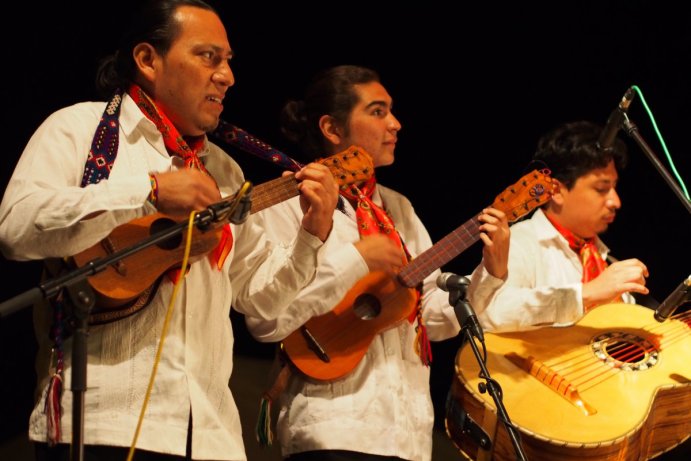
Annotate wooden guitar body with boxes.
[71,213,221,309]
[281,271,418,381]
[446,304,691,461]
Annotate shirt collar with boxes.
[118,93,211,158]
[532,207,611,256]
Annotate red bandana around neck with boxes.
[128,84,233,271]
[340,176,404,250]
[545,213,607,283]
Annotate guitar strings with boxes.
[538,311,690,394]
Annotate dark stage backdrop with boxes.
[1,0,689,458]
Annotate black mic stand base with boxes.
[457,327,529,461]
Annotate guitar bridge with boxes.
[505,352,596,415]
[100,237,127,276]
[301,326,330,363]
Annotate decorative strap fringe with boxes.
[45,372,63,445]
[255,396,273,447]
[414,310,433,366]
[45,292,66,446]
[255,362,292,447]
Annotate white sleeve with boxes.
[0,105,151,260]
[240,199,369,334]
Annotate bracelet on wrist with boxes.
[148,174,159,206]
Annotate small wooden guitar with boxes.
[70,146,373,314]
[281,169,555,381]
[447,303,691,461]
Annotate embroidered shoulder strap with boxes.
[81,90,124,186]
[212,119,303,172]
[43,90,127,445]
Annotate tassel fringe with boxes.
[255,360,292,448]
[45,372,63,446]
[255,395,274,447]
[414,312,433,366]
[45,291,66,446]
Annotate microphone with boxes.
[437,273,484,341]
[597,87,636,152]
[654,275,691,322]
[437,272,470,292]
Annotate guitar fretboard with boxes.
[396,170,553,289]
[398,216,481,288]
[250,175,300,214]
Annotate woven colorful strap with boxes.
[212,119,303,172]
[81,90,124,186]
[44,90,127,444]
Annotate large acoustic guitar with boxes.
[446,303,691,461]
[69,146,373,321]
[281,169,555,381]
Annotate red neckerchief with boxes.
[128,84,233,272]
[340,176,431,366]
[545,213,607,283]
[340,176,405,251]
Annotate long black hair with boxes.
[280,65,380,159]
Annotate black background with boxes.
[1,0,690,457]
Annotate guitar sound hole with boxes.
[353,294,381,320]
[150,218,182,250]
[604,340,646,362]
[591,331,658,371]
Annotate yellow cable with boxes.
[225,180,252,221]
[127,210,197,461]
[125,182,250,459]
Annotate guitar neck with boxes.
[248,174,299,214]
[397,215,481,288]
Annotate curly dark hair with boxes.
[533,120,628,189]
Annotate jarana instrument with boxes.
[282,169,555,381]
[69,146,374,323]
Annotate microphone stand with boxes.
[65,275,94,461]
[621,117,691,215]
[0,183,252,461]
[451,288,528,461]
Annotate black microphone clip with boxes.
[654,274,691,322]
[199,181,253,229]
[437,272,470,294]
[229,184,253,225]
[597,87,636,153]
[437,272,484,341]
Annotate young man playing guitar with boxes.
[456,121,689,460]
[468,120,649,331]
[245,65,511,461]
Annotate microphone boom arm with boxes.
[621,118,691,215]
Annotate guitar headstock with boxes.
[492,169,555,223]
[317,145,374,188]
